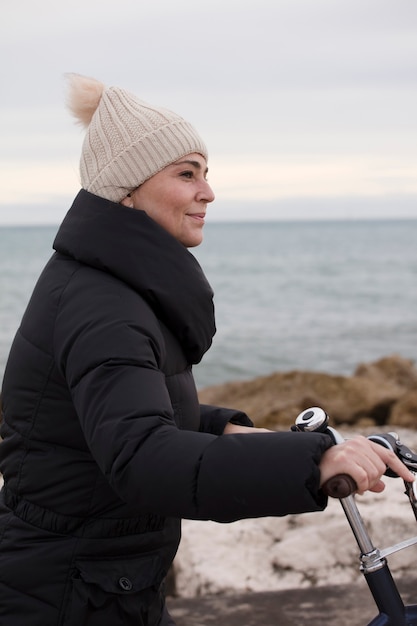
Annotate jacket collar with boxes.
[53,190,216,363]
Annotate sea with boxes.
[0,220,416,390]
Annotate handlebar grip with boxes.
[322,474,357,498]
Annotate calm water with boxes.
[0,220,416,389]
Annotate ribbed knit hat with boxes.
[66,73,208,203]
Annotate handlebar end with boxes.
[322,474,357,499]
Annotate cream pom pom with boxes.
[65,73,106,128]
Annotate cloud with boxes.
[1,0,416,223]
[210,155,417,200]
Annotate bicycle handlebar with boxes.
[293,407,417,499]
[321,473,358,498]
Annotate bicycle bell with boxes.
[294,407,329,433]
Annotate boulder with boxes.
[198,355,417,428]
[389,390,417,428]
[354,355,417,389]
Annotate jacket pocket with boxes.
[62,553,165,626]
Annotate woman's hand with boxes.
[319,436,415,495]
[223,423,271,435]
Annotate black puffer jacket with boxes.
[0,191,332,626]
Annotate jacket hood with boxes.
[53,189,216,363]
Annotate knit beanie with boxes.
[66,73,208,203]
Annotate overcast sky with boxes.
[1,0,416,224]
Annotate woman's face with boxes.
[121,153,215,247]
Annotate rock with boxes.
[354,354,417,390]
[389,390,417,428]
[198,355,417,428]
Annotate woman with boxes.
[0,74,411,626]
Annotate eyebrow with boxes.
[174,159,209,175]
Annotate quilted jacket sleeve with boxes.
[54,268,333,523]
[199,404,254,435]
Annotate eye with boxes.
[180,170,194,179]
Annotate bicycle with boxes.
[292,407,417,626]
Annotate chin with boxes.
[181,232,204,248]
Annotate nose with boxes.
[198,180,215,203]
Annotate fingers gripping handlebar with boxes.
[292,407,417,498]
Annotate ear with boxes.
[120,194,134,208]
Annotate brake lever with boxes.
[368,433,417,475]
[393,440,417,472]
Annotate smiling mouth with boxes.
[188,213,206,221]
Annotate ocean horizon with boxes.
[0,218,416,389]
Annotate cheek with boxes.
[133,187,185,235]
[159,199,184,224]
[153,206,184,237]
